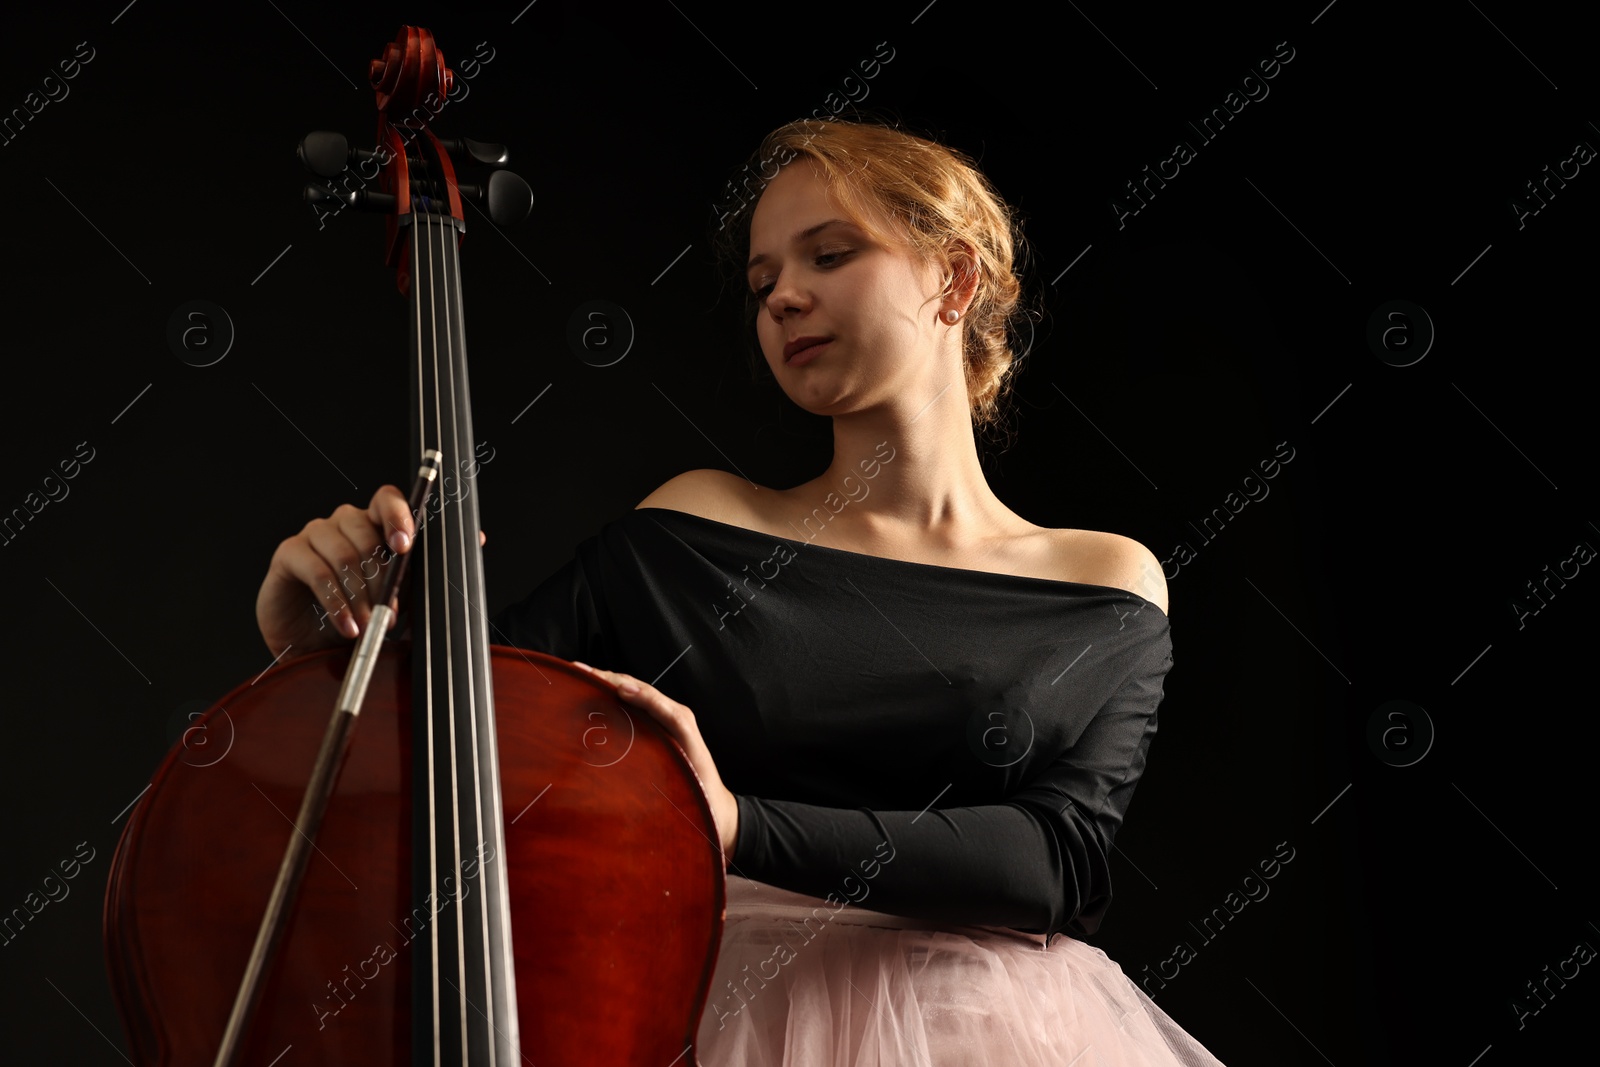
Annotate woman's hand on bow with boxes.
[570,662,739,861]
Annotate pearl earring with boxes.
[943,310,960,324]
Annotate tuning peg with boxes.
[302,181,397,213]
[486,170,534,227]
[298,132,353,178]
[302,181,346,207]
[299,132,394,177]
[301,131,518,182]
[435,137,511,168]
[301,170,530,222]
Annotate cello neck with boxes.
[404,197,521,1064]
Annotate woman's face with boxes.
[745,162,951,417]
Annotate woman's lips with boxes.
[786,340,831,366]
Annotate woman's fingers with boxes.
[569,663,739,856]
[258,486,488,659]
[366,484,414,552]
[258,487,409,655]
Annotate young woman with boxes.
[256,118,1225,1065]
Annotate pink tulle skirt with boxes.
[696,876,1227,1067]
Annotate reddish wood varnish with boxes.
[104,645,725,1064]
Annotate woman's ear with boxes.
[942,240,980,311]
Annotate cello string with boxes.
[430,159,478,1062]
[421,177,474,1064]
[437,157,504,1063]
[411,186,444,1067]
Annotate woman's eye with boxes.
[749,251,850,297]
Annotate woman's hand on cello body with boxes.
[256,484,485,661]
[570,662,741,861]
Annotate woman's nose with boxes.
[765,275,808,318]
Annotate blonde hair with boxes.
[712,117,1036,438]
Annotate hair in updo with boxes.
[711,117,1036,439]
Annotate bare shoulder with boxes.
[633,469,759,525]
[1051,528,1170,617]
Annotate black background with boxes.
[1,1,1594,1064]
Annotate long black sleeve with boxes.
[490,552,610,666]
[730,633,1172,939]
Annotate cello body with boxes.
[104,645,725,1064]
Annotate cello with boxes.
[103,25,725,1065]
